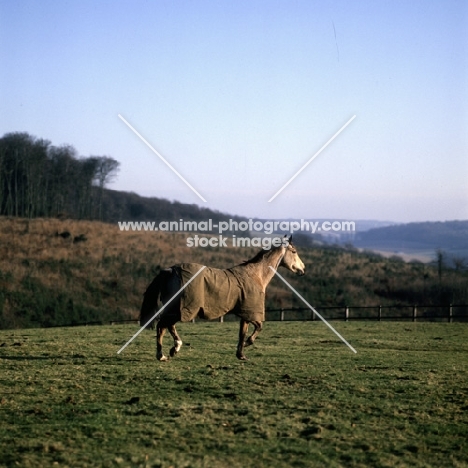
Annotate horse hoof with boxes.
[169,347,177,357]
[237,354,248,361]
[157,355,168,361]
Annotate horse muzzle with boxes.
[292,266,305,276]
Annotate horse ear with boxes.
[289,235,293,244]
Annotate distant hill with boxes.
[99,193,468,264]
[97,190,328,248]
[100,188,245,225]
[354,221,468,263]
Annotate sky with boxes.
[1,0,467,223]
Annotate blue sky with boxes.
[1,0,467,222]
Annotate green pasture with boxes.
[0,321,467,467]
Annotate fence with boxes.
[262,304,468,323]
[39,304,468,328]
[114,304,466,325]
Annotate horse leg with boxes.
[245,320,263,347]
[236,319,249,360]
[169,324,183,357]
[157,270,181,361]
[156,321,168,361]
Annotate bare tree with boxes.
[93,156,120,219]
[0,132,120,221]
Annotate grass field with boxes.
[0,321,467,467]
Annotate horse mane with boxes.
[241,244,284,265]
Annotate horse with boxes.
[139,235,305,361]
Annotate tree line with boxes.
[0,132,120,220]
[0,131,245,226]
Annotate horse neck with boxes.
[243,247,285,291]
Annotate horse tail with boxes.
[139,269,171,330]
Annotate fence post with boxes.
[449,304,453,323]
[280,309,285,321]
[219,316,224,323]
[412,305,417,322]
[345,307,349,322]
[378,305,382,322]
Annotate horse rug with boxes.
[176,263,265,322]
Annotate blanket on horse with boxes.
[176,263,265,322]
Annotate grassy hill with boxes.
[0,217,467,329]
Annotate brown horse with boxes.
[139,236,305,361]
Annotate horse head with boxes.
[280,236,305,276]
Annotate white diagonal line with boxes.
[118,114,207,203]
[117,266,206,354]
[269,266,357,353]
[268,115,356,202]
